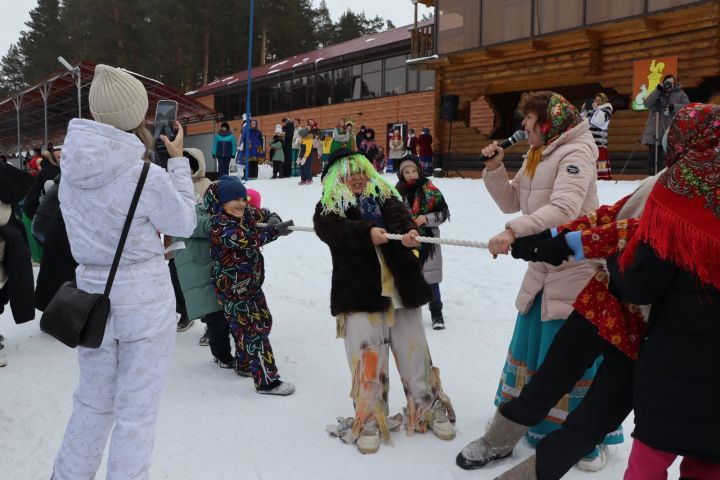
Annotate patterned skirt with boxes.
[494,293,624,450]
[596,147,612,180]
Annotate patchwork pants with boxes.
[53,261,176,480]
[343,308,437,437]
[224,289,280,389]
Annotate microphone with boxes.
[479,130,528,162]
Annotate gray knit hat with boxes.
[89,64,149,131]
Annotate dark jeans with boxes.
[248,160,258,179]
[272,161,283,178]
[217,156,231,177]
[300,154,314,182]
[203,310,233,363]
[168,259,188,321]
[499,310,634,480]
[283,146,292,177]
[429,283,442,315]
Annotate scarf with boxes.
[620,103,720,290]
[396,177,450,264]
[319,152,400,217]
[525,93,582,180]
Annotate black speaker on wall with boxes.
[440,94,459,121]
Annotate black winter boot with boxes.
[430,302,445,330]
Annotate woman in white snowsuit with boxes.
[52,65,196,480]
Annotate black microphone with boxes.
[479,130,529,162]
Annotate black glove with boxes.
[511,232,573,266]
[511,229,552,249]
[266,214,282,226]
[275,220,294,236]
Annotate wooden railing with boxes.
[411,24,435,60]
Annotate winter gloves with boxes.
[511,229,576,266]
[266,214,294,236]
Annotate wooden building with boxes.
[185,23,437,171]
[410,0,720,175]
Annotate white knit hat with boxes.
[89,64,149,131]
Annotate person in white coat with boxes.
[51,64,196,480]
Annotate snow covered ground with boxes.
[1,168,681,479]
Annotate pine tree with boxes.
[16,0,67,85]
[0,44,28,97]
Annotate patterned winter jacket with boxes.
[204,183,279,303]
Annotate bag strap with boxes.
[103,162,151,297]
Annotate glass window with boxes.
[482,0,532,45]
[419,70,435,91]
[648,0,698,11]
[438,0,480,54]
[385,55,407,69]
[292,76,307,110]
[333,68,352,103]
[352,77,362,100]
[534,0,583,35]
[385,67,406,95]
[255,84,270,115]
[316,71,332,106]
[361,72,382,99]
[363,60,382,74]
[215,92,241,121]
[352,65,362,76]
[586,0,644,23]
[408,70,419,92]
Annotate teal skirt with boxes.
[494,294,624,451]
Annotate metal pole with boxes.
[76,67,82,118]
[654,110,660,175]
[40,83,51,146]
[243,0,255,182]
[13,95,22,161]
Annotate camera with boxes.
[662,79,674,91]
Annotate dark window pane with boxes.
[333,68,352,103]
[534,0,583,35]
[277,80,291,111]
[482,0,532,45]
[292,76,307,110]
[352,65,362,76]
[586,0,644,23]
[363,60,382,74]
[385,67,406,95]
[352,77,362,100]
[215,92,241,121]
[316,71,332,106]
[419,70,435,91]
[408,70,419,92]
[438,0,480,54]
[361,72,382,99]
[385,55,407,69]
[648,0,698,11]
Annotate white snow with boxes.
[1,169,683,479]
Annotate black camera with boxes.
[662,79,674,91]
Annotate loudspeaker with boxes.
[440,95,459,121]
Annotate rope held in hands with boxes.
[257,224,489,249]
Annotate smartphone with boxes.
[154,100,178,141]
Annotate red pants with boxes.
[624,439,720,480]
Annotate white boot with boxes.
[576,445,609,472]
[257,381,295,396]
[430,399,456,440]
[357,421,380,454]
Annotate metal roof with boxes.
[0,61,219,153]
[189,21,432,98]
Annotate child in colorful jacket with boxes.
[395,154,450,330]
[205,176,295,396]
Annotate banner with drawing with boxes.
[632,56,679,111]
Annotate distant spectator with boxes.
[418,128,434,175]
[212,122,237,177]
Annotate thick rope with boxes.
[257,224,488,249]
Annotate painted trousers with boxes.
[624,439,720,480]
[224,289,280,390]
[343,307,442,440]
[53,259,177,480]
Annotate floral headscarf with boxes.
[525,92,582,179]
[621,103,720,290]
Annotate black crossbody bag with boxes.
[40,162,150,348]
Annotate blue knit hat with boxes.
[217,175,248,204]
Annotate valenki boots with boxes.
[456,409,529,470]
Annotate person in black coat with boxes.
[313,148,455,455]
[281,117,294,178]
[610,104,720,479]
[23,148,61,220]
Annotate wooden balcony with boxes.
[411,24,435,60]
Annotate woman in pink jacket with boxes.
[457,92,622,476]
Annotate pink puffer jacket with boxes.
[483,120,599,320]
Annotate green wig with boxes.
[320,152,400,216]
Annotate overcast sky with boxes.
[0,0,432,59]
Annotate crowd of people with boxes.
[0,61,718,480]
